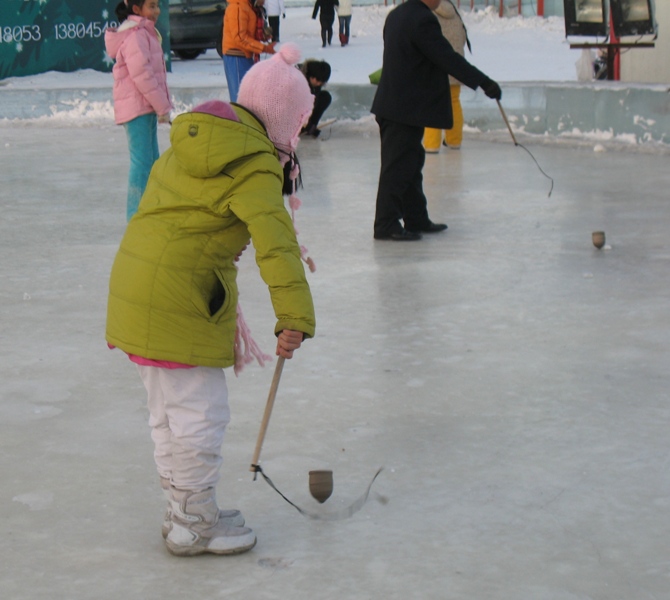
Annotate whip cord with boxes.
[252,465,385,521]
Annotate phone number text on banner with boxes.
[0,0,169,80]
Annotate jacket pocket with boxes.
[207,269,234,323]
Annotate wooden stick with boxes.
[497,99,518,146]
[250,356,285,472]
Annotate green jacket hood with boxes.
[170,106,279,179]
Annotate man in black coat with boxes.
[371,0,502,241]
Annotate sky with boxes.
[1,5,579,95]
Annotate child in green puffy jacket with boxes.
[105,44,315,557]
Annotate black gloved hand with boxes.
[481,77,502,101]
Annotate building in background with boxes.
[620,1,668,84]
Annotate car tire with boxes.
[174,49,204,60]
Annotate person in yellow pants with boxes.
[424,0,469,153]
[425,84,463,151]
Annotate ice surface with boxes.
[1,6,669,597]
[1,120,670,599]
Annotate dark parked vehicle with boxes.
[169,0,226,60]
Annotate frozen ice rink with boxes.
[1,121,669,599]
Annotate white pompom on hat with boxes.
[237,43,315,158]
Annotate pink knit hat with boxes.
[237,43,314,157]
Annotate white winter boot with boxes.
[166,487,256,556]
[160,477,244,539]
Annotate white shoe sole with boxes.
[165,526,257,557]
[162,509,245,539]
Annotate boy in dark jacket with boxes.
[299,59,332,137]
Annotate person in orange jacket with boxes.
[222,0,277,101]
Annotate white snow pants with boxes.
[137,365,230,492]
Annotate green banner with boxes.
[0,0,170,80]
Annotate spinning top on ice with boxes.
[308,470,333,503]
[592,231,606,249]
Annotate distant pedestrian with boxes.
[336,0,352,46]
[222,0,276,102]
[105,0,172,221]
[266,0,285,42]
[312,0,338,48]
[371,0,501,241]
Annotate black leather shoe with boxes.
[374,229,423,241]
[414,222,448,234]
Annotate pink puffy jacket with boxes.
[104,16,172,125]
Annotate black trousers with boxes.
[268,15,280,42]
[307,90,332,129]
[320,16,334,45]
[374,116,430,236]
